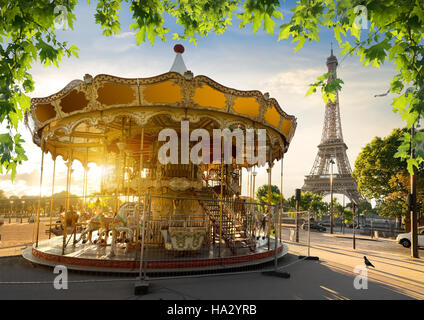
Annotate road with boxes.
[0,226,422,300]
[281,227,423,258]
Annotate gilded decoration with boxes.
[96,82,137,106]
[263,106,280,128]
[192,84,227,110]
[25,50,297,262]
[34,103,56,123]
[232,96,260,118]
[59,89,89,114]
[143,80,183,104]
[30,72,297,149]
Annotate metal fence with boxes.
[137,194,284,277]
[2,193,292,277]
[279,210,311,259]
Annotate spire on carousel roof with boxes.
[170,44,188,75]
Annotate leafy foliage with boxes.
[255,184,282,206]
[353,128,424,218]
[285,190,327,214]
[353,128,407,199]
[2,0,424,180]
[0,0,79,179]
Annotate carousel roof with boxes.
[27,45,297,161]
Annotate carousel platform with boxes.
[23,236,288,274]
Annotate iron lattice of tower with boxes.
[302,50,365,204]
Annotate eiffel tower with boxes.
[302,50,364,204]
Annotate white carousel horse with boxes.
[77,203,140,247]
[108,203,140,257]
[76,212,115,245]
[255,210,270,240]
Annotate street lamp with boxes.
[352,202,357,249]
[9,200,13,223]
[21,200,25,223]
[329,158,335,234]
[409,124,419,258]
[341,194,345,234]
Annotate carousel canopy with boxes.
[27,45,297,165]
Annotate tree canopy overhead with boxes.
[1,0,423,180]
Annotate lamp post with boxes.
[9,200,13,223]
[21,200,25,223]
[266,145,274,250]
[341,194,345,234]
[352,202,356,249]
[409,124,419,258]
[295,188,301,243]
[329,158,335,234]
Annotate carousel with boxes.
[22,45,297,273]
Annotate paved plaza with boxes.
[0,231,422,300]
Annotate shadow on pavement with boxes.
[0,255,418,300]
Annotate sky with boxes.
[0,1,404,201]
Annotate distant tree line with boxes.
[254,184,371,225]
[0,190,85,216]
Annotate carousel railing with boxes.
[19,193,281,259]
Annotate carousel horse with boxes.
[255,210,269,240]
[59,208,80,228]
[78,212,115,245]
[54,208,79,235]
[107,203,142,257]
[76,203,141,257]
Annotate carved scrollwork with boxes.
[30,71,297,153]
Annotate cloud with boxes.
[113,31,136,39]
[0,170,39,186]
[91,38,138,54]
[261,69,322,96]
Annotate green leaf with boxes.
[278,24,291,41]
[306,86,317,96]
[264,14,275,35]
[252,11,264,34]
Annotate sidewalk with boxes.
[321,230,397,242]
[307,242,424,299]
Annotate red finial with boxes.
[174,44,184,54]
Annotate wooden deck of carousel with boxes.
[23,235,288,274]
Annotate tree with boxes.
[255,184,282,206]
[380,172,424,219]
[286,191,327,214]
[339,208,352,224]
[353,128,424,219]
[0,1,79,179]
[353,129,407,199]
[2,1,424,179]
